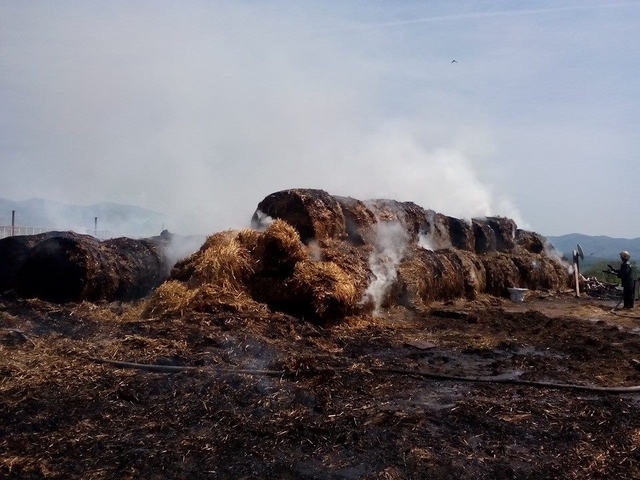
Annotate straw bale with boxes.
[417,210,452,250]
[446,216,474,251]
[514,229,546,254]
[472,217,517,254]
[395,246,465,307]
[334,195,377,245]
[441,249,487,299]
[480,253,521,297]
[16,234,169,303]
[251,188,347,242]
[189,230,257,290]
[0,231,77,294]
[366,200,434,242]
[510,253,571,291]
[255,220,309,276]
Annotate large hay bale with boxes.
[511,253,571,291]
[472,217,516,253]
[441,249,486,299]
[514,229,546,254]
[366,200,434,242]
[480,253,521,297]
[251,189,347,242]
[190,230,257,289]
[0,231,76,294]
[395,245,466,307]
[446,217,475,251]
[414,210,452,250]
[334,196,378,245]
[16,235,169,303]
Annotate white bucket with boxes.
[507,287,528,303]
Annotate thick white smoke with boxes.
[361,221,410,316]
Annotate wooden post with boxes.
[94,217,98,238]
[573,251,580,298]
[11,210,15,237]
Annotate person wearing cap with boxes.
[608,251,635,309]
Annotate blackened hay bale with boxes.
[17,235,169,303]
[0,231,76,294]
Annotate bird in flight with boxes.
[451,60,457,63]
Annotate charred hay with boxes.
[16,234,170,303]
[0,231,77,294]
[147,190,570,320]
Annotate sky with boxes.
[1,1,639,237]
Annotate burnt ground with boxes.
[2,291,640,479]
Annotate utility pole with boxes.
[94,217,98,238]
[11,210,15,237]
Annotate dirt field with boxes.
[2,291,640,479]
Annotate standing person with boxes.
[608,251,635,309]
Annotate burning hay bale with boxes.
[16,234,170,303]
[395,246,470,307]
[472,217,517,254]
[510,253,570,291]
[251,188,348,242]
[446,216,475,251]
[154,229,266,316]
[334,195,378,245]
[514,229,546,254]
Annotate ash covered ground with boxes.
[2,291,640,479]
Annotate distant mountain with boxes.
[0,198,168,238]
[546,233,640,264]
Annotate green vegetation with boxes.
[580,259,637,283]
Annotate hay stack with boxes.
[395,245,467,306]
[446,217,475,251]
[251,189,347,242]
[514,229,546,254]
[16,234,169,303]
[334,196,378,245]
[472,217,517,254]
[511,253,571,291]
[252,260,358,321]
[0,231,76,294]
[480,253,521,297]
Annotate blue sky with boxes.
[1,1,639,237]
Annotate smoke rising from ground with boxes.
[361,222,410,315]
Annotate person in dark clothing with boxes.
[608,251,635,309]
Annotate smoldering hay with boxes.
[145,188,571,322]
[11,232,173,302]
